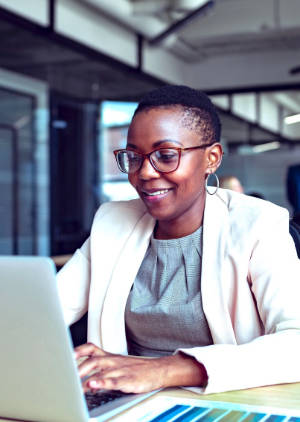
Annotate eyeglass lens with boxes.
[117,149,180,173]
[117,151,140,173]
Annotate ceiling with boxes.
[81,0,300,145]
[0,0,299,147]
[84,0,300,67]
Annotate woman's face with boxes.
[127,107,221,232]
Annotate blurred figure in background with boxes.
[219,175,244,193]
[289,216,300,259]
[247,191,266,200]
[220,176,266,200]
[287,164,300,218]
[286,164,300,258]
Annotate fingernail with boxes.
[89,380,99,388]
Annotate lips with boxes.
[140,187,173,202]
[143,189,170,196]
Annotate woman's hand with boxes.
[75,343,207,393]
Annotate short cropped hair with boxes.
[133,85,221,144]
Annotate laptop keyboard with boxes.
[85,390,130,410]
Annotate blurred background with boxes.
[0,0,300,257]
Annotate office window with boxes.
[0,88,36,254]
[100,101,138,202]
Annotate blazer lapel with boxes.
[201,193,237,344]
[101,212,155,353]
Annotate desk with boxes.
[109,382,300,421]
[1,383,299,421]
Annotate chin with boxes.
[144,205,171,221]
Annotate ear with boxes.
[205,143,223,176]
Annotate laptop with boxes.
[0,256,157,422]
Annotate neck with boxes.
[155,211,204,240]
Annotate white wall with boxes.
[143,44,186,85]
[232,94,256,123]
[56,0,137,67]
[0,0,48,25]
[259,94,280,132]
[283,121,300,140]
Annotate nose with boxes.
[138,157,160,180]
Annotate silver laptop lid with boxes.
[0,256,89,422]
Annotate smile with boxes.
[141,188,172,203]
[144,189,170,196]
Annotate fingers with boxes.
[85,372,130,393]
[74,348,169,394]
[81,357,164,394]
[78,355,119,378]
[83,369,143,394]
[74,342,107,359]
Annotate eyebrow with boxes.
[126,139,183,149]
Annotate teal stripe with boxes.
[149,404,190,422]
[173,406,209,421]
[264,416,286,421]
[242,413,266,422]
[195,408,227,421]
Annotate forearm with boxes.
[76,343,208,393]
[159,352,208,389]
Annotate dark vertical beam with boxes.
[255,92,261,124]
[49,0,55,31]
[137,33,144,72]
[31,98,38,254]
[278,104,284,136]
[0,125,19,254]
[247,123,253,145]
[12,128,19,255]
[49,92,56,255]
[228,94,233,114]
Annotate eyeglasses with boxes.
[114,143,214,174]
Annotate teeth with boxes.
[146,189,169,196]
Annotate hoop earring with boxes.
[205,172,219,195]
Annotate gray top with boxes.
[125,226,213,357]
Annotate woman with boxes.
[57,85,300,395]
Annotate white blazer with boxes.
[57,188,300,394]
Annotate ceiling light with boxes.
[251,142,281,153]
[238,142,280,155]
[284,114,300,125]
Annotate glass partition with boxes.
[99,101,138,202]
[0,88,36,254]
[0,127,14,254]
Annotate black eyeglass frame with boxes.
[113,143,215,174]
